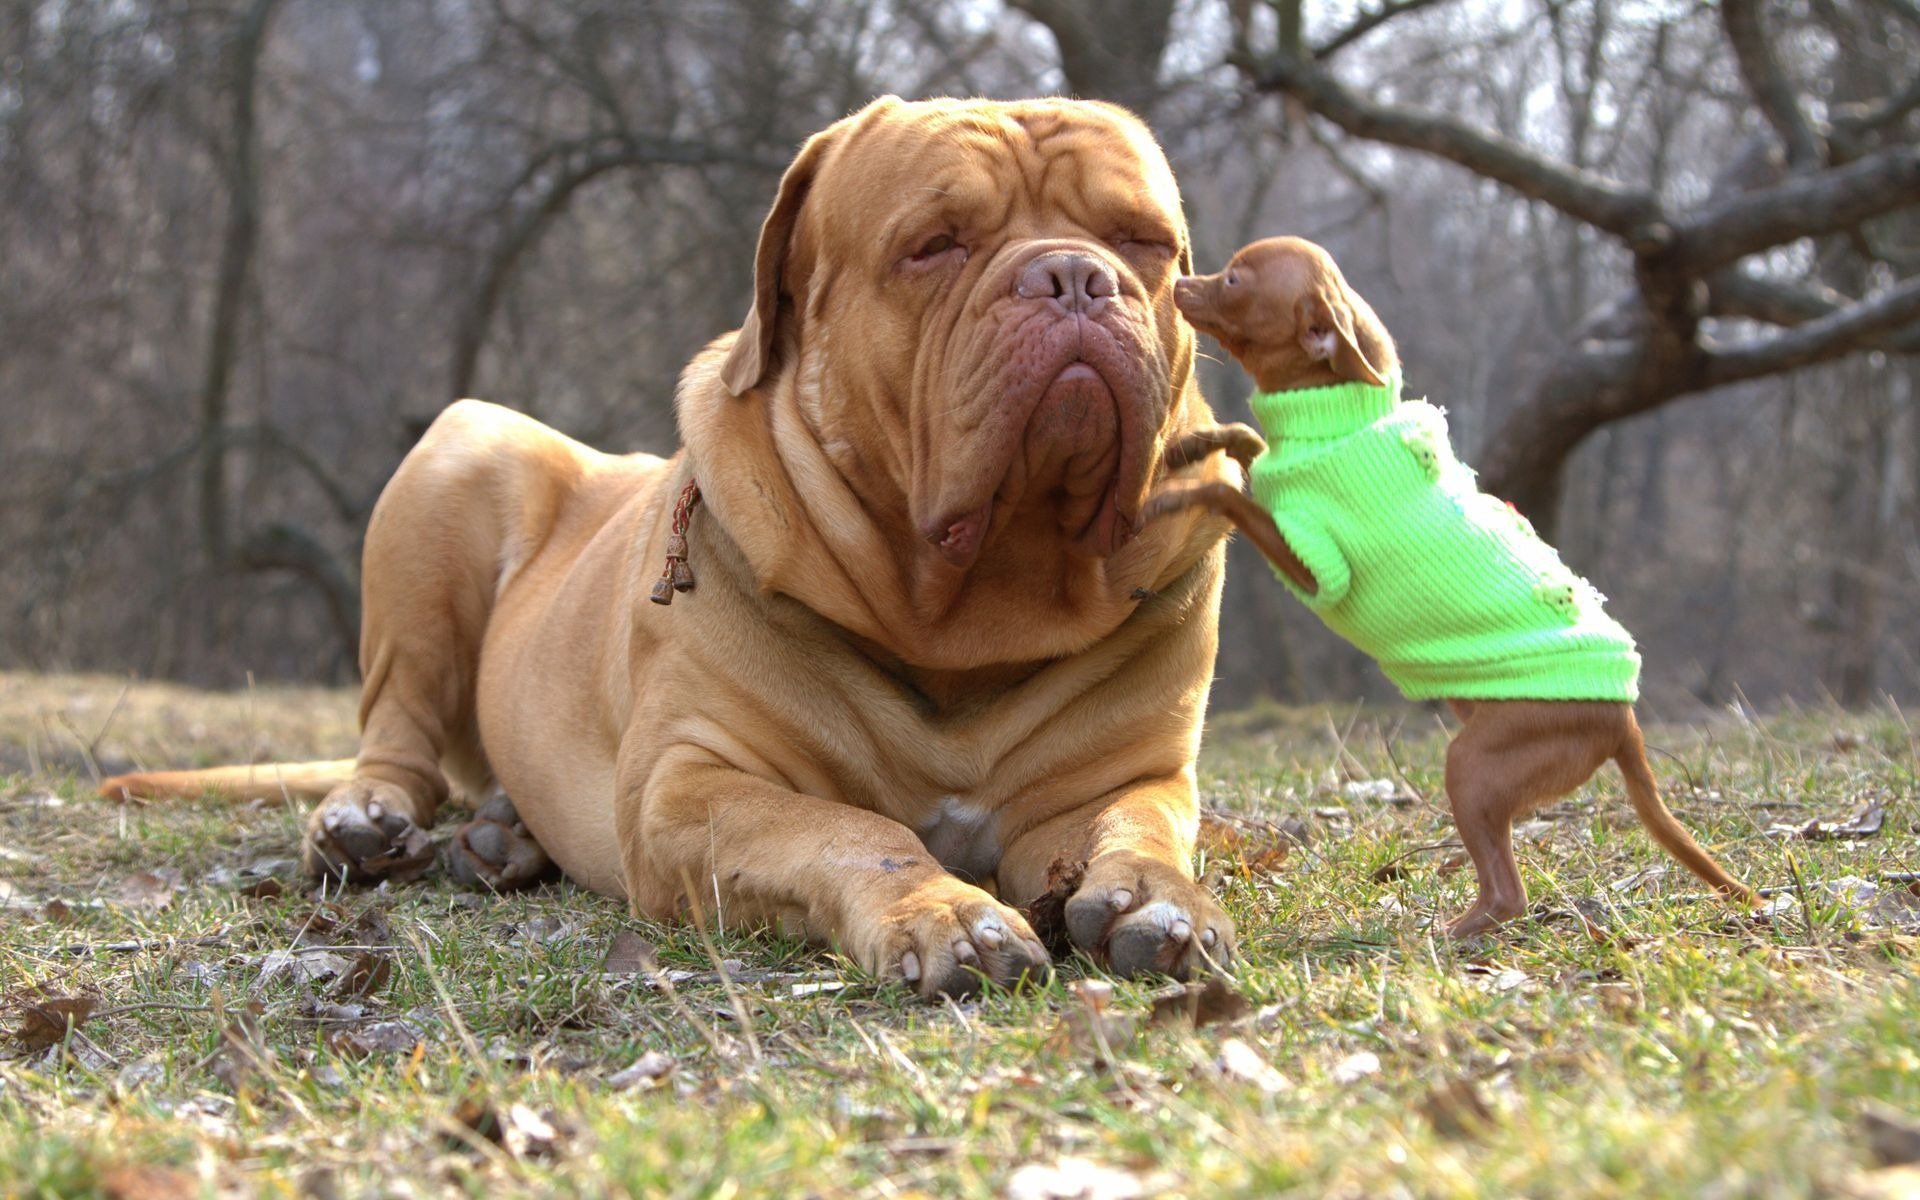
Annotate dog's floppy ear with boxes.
[1295,290,1386,387]
[720,131,832,396]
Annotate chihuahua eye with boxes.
[1225,271,1240,287]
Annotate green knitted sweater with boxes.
[1245,372,1640,702]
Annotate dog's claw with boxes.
[877,879,1050,1000]
[1063,851,1236,980]
[305,780,435,884]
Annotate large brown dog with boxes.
[102,97,1244,997]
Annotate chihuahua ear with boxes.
[1295,291,1386,387]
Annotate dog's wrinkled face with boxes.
[1173,236,1389,393]
[722,97,1193,572]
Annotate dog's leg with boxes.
[305,401,568,883]
[1441,701,1616,939]
[998,773,1236,980]
[1142,482,1317,596]
[1162,423,1267,472]
[623,749,1050,1000]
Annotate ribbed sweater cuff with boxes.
[1249,370,1403,440]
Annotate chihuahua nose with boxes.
[1016,251,1117,313]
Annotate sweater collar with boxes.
[1248,370,1403,440]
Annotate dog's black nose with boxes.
[1016,250,1117,313]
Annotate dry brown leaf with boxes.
[238,877,286,901]
[1769,799,1886,841]
[602,930,659,976]
[1215,1037,1291,1094]
[1864,1106,1920,1168]
[9,992,98,1051]
[331,951,393,1000]
[1148,977,1252,1029]
[1197,809,1302,873]
[607,1050,675,1090]
[1421,1077,1498,1140]
[99,1164,198,1200]
[1044,980,1137,1067]
[114,870,178,911]
[446,1096,567,1160]
[210,1001,272,1092]
[1018,855,1087,957]
[325,1020,420,1058]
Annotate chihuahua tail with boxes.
[1615,718,1757,905]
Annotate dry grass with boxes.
[2,671,1917,1198]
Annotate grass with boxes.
[1,671,1917,1198]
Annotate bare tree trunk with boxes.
[197,0,282,574]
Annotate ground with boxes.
[1,671,1916,1199]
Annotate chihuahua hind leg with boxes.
[1441,702,1615,939]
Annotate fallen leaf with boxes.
[1864,1106,1920,1168]
[1342,778,1414,806]
[1421,1077,1497,1140]
[602,931,659,976]
[518,916,580,945]
[255,949,351,989]
[114,870,179,911]
[446,1096,566,1160]
[99,1164,197,1200]
[1006,1156,1147,1200]
[41,898,76,924]
[325,1020,421,1058]
[607,1050,675,1091]
[1869,884,1920,933]
[239,878,286,901]
[1196,810,1301,873]
[210,1002,273,1092]
[1149,977,1252,1029]
[1044,980,1137,1067]
[8,992,98,1051]
[1215,1037,1290,1094]
[1331,1049,1382,1085]
[1019,855,1087,957]
[331,951,393,1000]
[1769,799,1886,841]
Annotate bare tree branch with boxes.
[1246,50,1660,237]
[1311,0,1458,60]
[1709,270,1920,352]
[1703,275,1920,385]
[1720,0,1825,168]
[450,135,772,401]
[234,522,360,655]
[1669,144,1920,274]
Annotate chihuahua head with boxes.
[1173,236,1398,394]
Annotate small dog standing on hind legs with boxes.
[1147,236,1756,938]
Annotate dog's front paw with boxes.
[1064,851,1236,979]
[304,779,436,884]
[868,876,1051,1000]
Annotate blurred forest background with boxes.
[3,0,1917,715]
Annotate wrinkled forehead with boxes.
[808,99,1185,241]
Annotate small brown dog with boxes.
[1149,237,1754,937]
